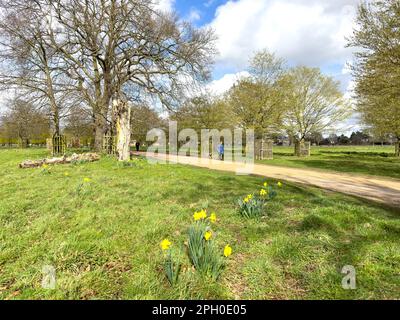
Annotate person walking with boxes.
[218,142,225,161]
[135,141,141,152]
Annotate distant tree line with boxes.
[305,131,395,147]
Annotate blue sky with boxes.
[160,0,362,132]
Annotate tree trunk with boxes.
[113,99,131,161]
[93,112,107,152]
[43,47,60,136]
[19,136,27,149]
[395,140,400,157]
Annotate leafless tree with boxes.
[0,0,77,135]
[0,99,50,146]
[0,0,216,154]
[47,0,216,152]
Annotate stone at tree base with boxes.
[19,153,101,169]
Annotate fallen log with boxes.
[19,153,101,169]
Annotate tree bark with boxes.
[395,140,400,157]
[44,59,60,135]
[113,99,131,161]
[93,112,107,152]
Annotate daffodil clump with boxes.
[160,239,181,286]
[76,177,93,196]
[188,210,229,280]
[238,181,281,219]
[160,210,232,284]
[41,163,51,175]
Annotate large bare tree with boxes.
[0,0,216,158]
[47,0,216,155]
[0,0,77,135]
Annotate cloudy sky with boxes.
[158,0,362,131]
[0,0,363,132]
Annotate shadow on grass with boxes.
[319,150,393,157]
[281,158,400,179]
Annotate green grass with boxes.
[258,146,400,179]
[0,149,399,300]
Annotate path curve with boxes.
[137,152,400,208]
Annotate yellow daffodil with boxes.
[224,245,232,258]
[204,231,212,241]
[64,172,70,177]
[277,182,283,188]
[83,178,91,183]
[264,182,268,188]
[160,239,172,251]
[244,194,253,203]
[193,210,207,221]
[193,212,200,221]
[209,213,217,223]
[260,189,267,196]
[42,164,49,169]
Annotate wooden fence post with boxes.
[103,133,116,155]
[52,134,66,155]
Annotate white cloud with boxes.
[210,0,360,68]
[187,8,201,22]
[155,0,175,12]
[207,71,250,95]
[344,79,355,99]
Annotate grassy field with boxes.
[0,149,399,300]
[258,146,400,179]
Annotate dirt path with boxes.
[138,152,400,208]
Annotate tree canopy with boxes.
[347,0,400,139]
